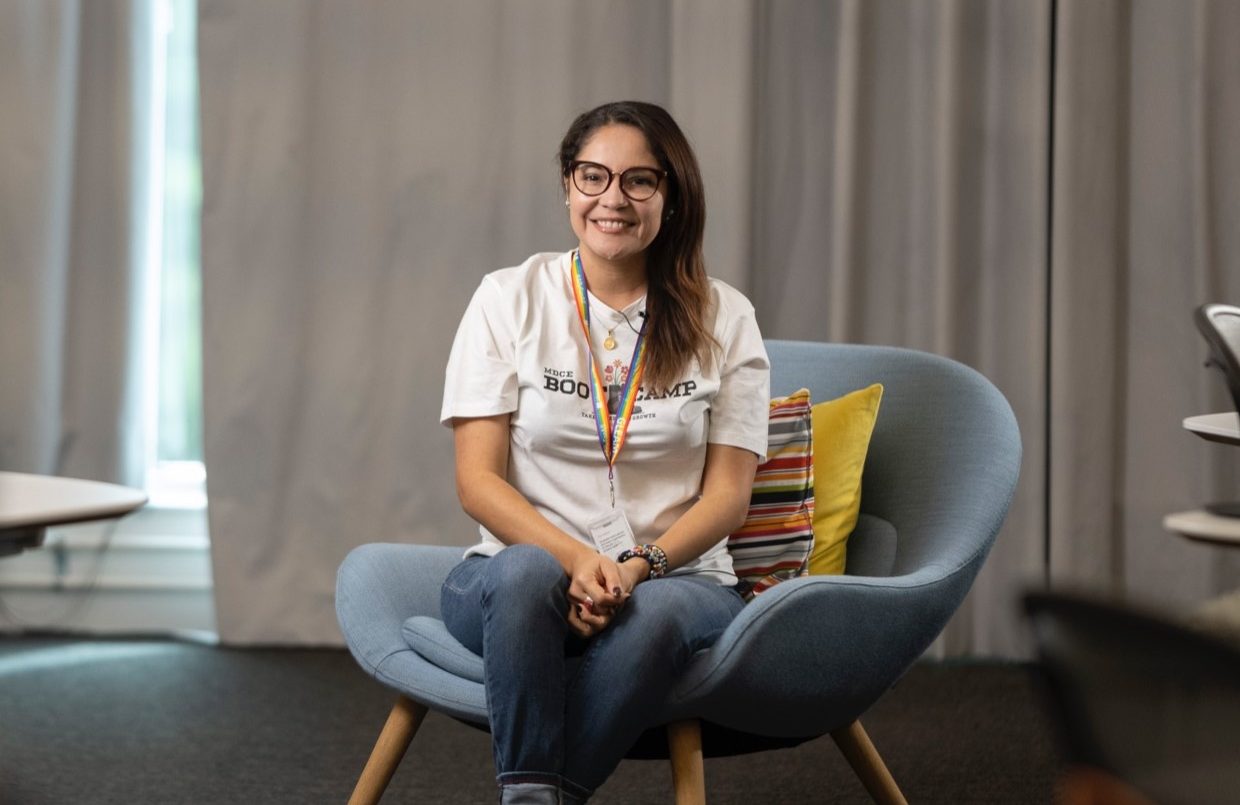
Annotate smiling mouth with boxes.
[591,219,634,233]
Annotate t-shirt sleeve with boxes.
[440,277,519,426]
[708,302,771,460]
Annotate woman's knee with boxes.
[620,578,742,652]
[487,544,564,580]
[481,545,567,607]
[628,576,730,613]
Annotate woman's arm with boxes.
[453,414,624,632]
[616,442,758,592]
[454,414,589,569]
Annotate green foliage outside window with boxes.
[157,0,203,464]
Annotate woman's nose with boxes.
[599,179,629,207]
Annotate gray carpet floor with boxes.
[0,636,1063,804]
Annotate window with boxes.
[0,0,213,636]
[144,0,205,509]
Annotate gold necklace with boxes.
[595,305,643,352]
[591,309,619,350]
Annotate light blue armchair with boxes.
[336,341,1021,804]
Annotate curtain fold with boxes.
[0,0,147,488]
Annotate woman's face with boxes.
[566,124,668,272]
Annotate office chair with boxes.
[1195,303,1240,418]
[337,340,1021,803]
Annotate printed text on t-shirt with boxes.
[542,368,697,401]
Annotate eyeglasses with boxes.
[569,160,667,202]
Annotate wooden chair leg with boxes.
[830,719,908,805]
[667,719,706,805]
[348,695,429,805]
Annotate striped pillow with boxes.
[726,388,815,600]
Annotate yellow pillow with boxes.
[807,384,883,575]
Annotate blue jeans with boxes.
[440,545,745,802]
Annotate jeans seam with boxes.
[480,586,508,774]
[443,558,483,595]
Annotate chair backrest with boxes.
[1025,592,1240,805]
[766,340,1021,580]
[1195,303,1240,415]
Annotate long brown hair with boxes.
[558,101,714,392]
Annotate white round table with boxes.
[0,471,148,557]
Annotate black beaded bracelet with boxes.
[617,543,669,579]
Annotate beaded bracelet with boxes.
[617,543,669,580]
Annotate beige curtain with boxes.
[0,0,149,487]
[198,0,1240,651]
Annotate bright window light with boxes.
[143,0,204,510]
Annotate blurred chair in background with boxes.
[1025,592,1240,805]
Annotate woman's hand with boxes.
[566,552,627,637]
[617,556,650,595]
[567,599,608,637]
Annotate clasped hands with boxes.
[566,551,648,638]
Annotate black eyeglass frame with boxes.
[567,160,669,202]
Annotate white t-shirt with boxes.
[441,251,770,584]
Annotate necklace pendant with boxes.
[604,332,618,350]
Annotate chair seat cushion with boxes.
[402,615,484,683]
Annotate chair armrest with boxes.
[668,565,978,738]
[335,543,462,677]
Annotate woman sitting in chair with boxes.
[440,100,770,804]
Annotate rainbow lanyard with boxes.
[571,251,648,507]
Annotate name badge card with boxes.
[588,509,637,560]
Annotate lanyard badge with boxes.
[570,251,648,507]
